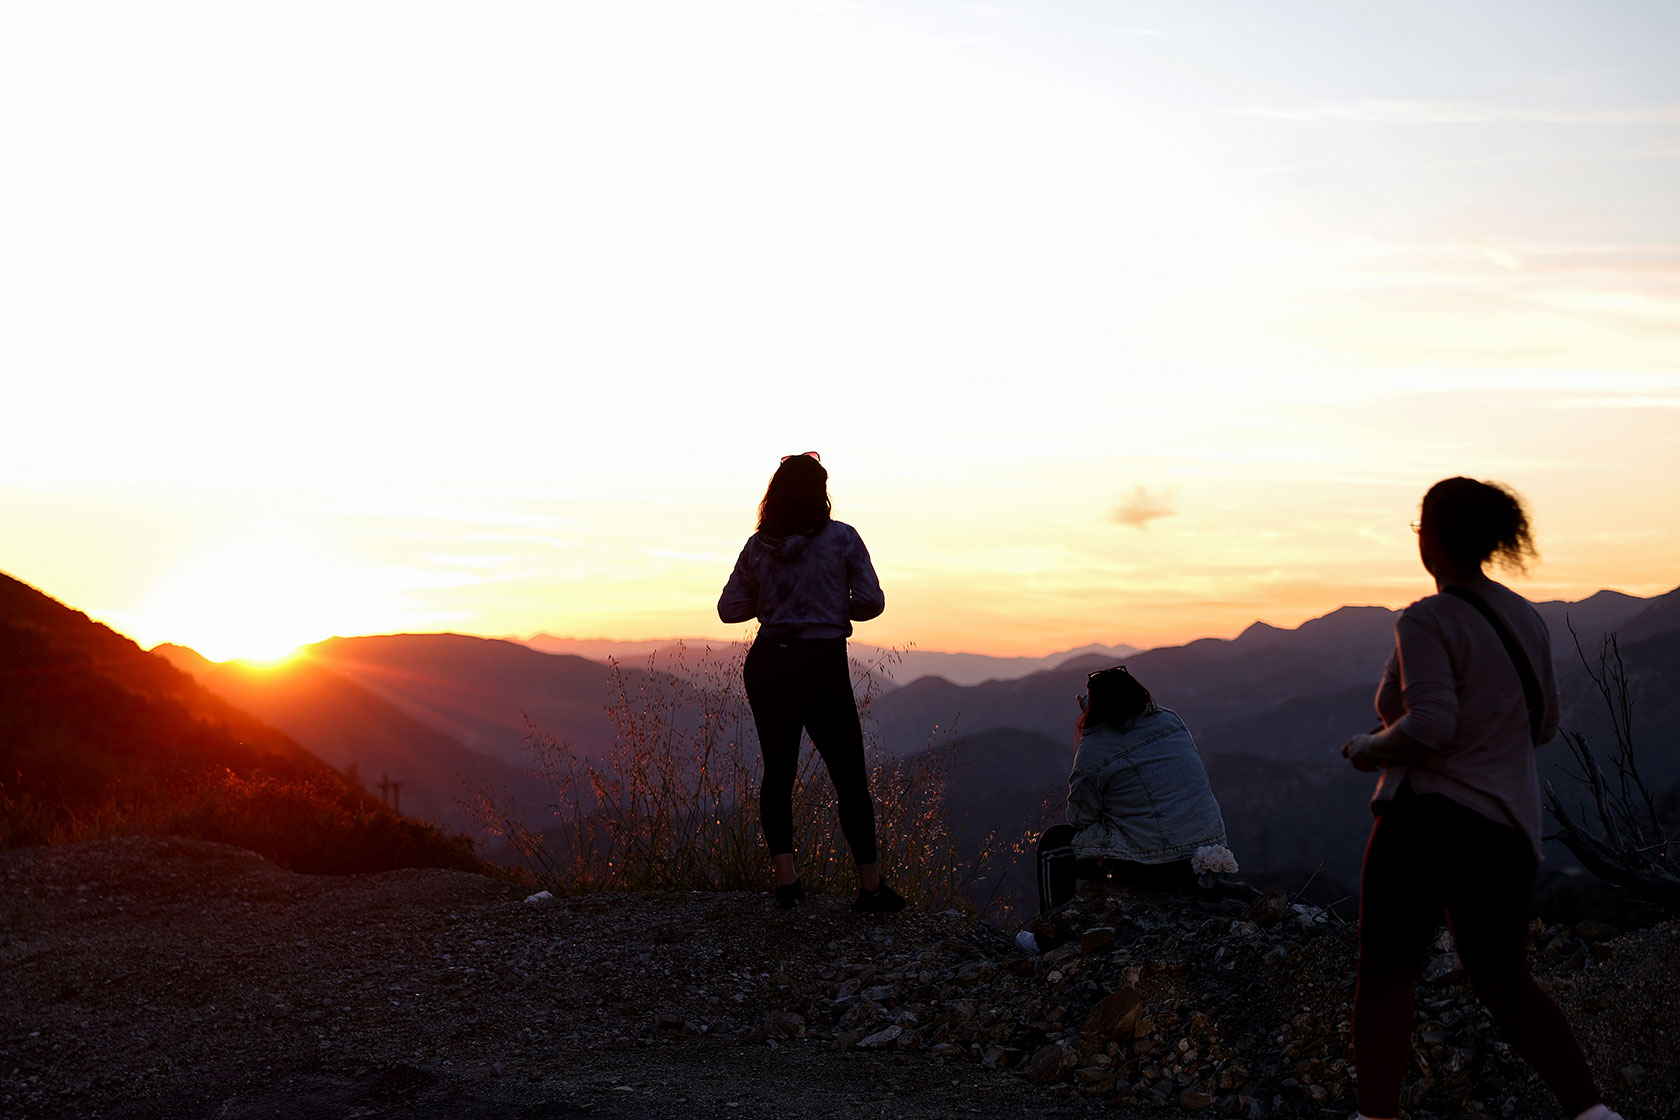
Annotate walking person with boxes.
[718,452,906,913]
[1340,477,1620,1120]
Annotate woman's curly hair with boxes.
[1421,476,1537,573]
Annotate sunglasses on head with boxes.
[1078,665,1130,709]
[780,451,821,463]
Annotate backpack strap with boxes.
[1442,585,1544,745]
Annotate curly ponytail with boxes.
[1420,477,1537,573]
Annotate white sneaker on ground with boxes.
[1015,930,1040,955]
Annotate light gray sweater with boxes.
[1371,575,1561,858]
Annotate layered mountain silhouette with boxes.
[158,633,705,838]
[0,572,473,873]
[869,592,1660,756]
[885,586,1680,896]
[1,572,338,798]
[524,634,1140,689]
[152,643,551,835]
[9,562,1674,900]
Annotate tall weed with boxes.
[474,640,1028,914]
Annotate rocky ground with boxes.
[2,838,1676,1120]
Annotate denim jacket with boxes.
[1067,706,1228,864]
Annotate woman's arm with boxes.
[1342,612,1453,771]
[845,528,885,622]
[717,542,759,623]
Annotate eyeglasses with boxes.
[780,451,821,463]
[1409,520,1423,534]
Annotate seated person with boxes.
[1031,666,1232,925]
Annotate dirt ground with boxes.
[1,837,1197,1120]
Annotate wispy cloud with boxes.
[1111,486,1177,529]
[1230,100,1680,125]
[1111,26,1160,36]
[1466,237,1522,271]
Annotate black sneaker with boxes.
[774,879,806,910]
[852,882,907,913]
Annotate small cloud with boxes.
[1111,486,1177,529]
[1111,26,1160,36]
[1467,237,1522,271]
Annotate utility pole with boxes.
[389,780,404,814]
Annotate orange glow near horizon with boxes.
[118,537,412,665]
[2,5,1676,662]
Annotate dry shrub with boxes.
[2,768,481,875]
[475,640,1021,914]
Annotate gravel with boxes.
[3,837,1675,1120]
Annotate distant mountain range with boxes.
[247,582,1680,896]
[884,585,1680,895]
[869,590,1669,756]
[9,562,1675,903]
[521,634,1140,689]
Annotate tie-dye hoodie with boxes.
[717,520,885,639]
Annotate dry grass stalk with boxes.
[472,639,1013,913]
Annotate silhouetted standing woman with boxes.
[718,453,905,913]
[1341,477,1618,1120]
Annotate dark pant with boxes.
[1035,823,1194,913]
[1355,789,1600,1118]
[743,636,878,866]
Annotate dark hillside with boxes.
[0,572,477,874]
[154,644,551,835]
[0,574,325,796]
[0,573,318,772]
[303,633,639,765]
[1609,585,1680,645]
[1202,753,1373,897]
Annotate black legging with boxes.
[743,636,878,865]
[1355,787,1600,1119]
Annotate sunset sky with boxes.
[4,1,1677,662]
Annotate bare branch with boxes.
[1547,624,1677,913]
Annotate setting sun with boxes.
[123,537,399,664]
